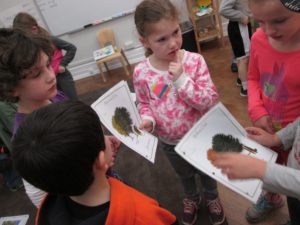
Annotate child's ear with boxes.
[95,151,109,171]
[31,26,39,34]
[11,88,20,97]
[139,37,150,48]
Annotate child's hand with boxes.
[58,65,66,73]
[211,152,266,180]
[105,135,121,166]
[241,16,249,25]
[139,119,154,133]
[169,52,183,81]
[254,115,274,134]
[246,127,281,148]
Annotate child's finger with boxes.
[245,127,261,135]
[176,51,180,62]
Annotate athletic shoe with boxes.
[182,197,201,225]
[206,197,228,225]
[236,78,242,87]
[240,87,247,97]
[245,193,284,223]
[231,62,238,73]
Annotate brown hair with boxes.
[134,0,179,56]
[0,28,53,102]
[13,12,50,38]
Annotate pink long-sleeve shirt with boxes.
[133,50,219,144]
[248,28,300,130]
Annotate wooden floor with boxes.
[75,40,289,225]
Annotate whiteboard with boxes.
[0,1,46,29]
[34,0,141,36]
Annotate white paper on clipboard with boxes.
[175,102,278,203]
[91,80,158,163]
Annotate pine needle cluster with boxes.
[212,133,243,153]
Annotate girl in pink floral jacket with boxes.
[133,1,227,225]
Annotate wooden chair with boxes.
[96,28,130,82]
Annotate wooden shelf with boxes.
[197,28,219,42]
[186,0,224,52]
[192,10,217,21]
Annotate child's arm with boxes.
[245,127,281,147]
[276,117,300,151]
[171,53,219,112]
[219,0,248,23]
[133,65,156,133]
[211,152,266,180]
[51,36,77,69]
[253,115,274,134]
[247,34,271,130]
[211,153,300,199]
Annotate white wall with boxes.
[0,0,228,80]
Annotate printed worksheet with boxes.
[91,80,158,163]
[175,103,278,203]
[0,214,29,225]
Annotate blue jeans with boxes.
[161,142,217,200]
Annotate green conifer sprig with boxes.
[212,134,243,153]
[112,107,142,138]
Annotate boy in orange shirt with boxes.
[12,101,178,225]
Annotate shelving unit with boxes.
[186,0,224,52]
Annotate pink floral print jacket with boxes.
[133,50,219,144]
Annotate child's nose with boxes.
[46,67,56,82]
[264,24,277,37]
[169,38,177,48]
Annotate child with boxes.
[0,27,68,206]
[210,119,300,225]
[13,12,78,101]
[247,0,300,223]
[0,28,121,207]
[133,1,227,224]
[11,101,178,225]
[219,0,252,97]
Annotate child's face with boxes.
[250,0,300,44]
[14,51,57,103]
[141,18,182,62]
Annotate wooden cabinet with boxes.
[186,0,224,52]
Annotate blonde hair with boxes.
[134,0,179,56]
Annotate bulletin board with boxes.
[34,0,141,36]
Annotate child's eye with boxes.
[173,29,179,36]
[274,18,286,24]
[32,72,41,79]
[157,37,166,42]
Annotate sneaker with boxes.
[206,197,228,225]
[245,193,284,223]
[240,87,247,97]
[231,62,238,73]
[236,78,242,87]
[182,197,201,225]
